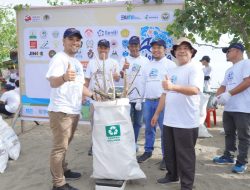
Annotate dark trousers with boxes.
[163,125,198,190]
[0,104,12,116]
[223,111,250,165]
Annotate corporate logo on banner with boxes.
[116,11,173,23]
[140,26,173,61]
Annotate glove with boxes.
[217,92,231,105]
[211,96,218,108]
[135,101,142,111]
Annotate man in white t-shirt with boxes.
[46,28,95,190]
[152,37,203,190]
[84,39,120,155]
[137,39,176,170]
[200,55,212,92]
[120,36,149,151]
[213,43,250,174]
[0,80,20,116]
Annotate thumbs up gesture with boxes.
[112,66,120,81]
[122,58,130,70]
[64,63,76,82]
[162,75,173,91]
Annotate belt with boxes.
[146,98,160,101]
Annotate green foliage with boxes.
[0,7,17,64]
[166,0,250,57]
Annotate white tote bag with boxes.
[92,98,146,180]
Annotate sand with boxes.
[0,109,249,190]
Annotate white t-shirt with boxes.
[203,66,212,77]
[85,57,119,92]
[221,59,250,113]
[164,61,204,129]
[142,57,176,99]
[46,51,85,114]
[0,88,20,113]
[120,55,149,102]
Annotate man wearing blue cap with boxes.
[137,39,176,170]
[46,28,95,190]
[120,36,149,152]
[213,42,250,174]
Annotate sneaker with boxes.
[137,152,152,163]
[157,175,179,184]
[232,162,247,174]
[52,183,79,190]
[159,159,166,170]
[213,155,235,164]
[88,146,92,156]
[64,170,81,180]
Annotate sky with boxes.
[1,0,243,89]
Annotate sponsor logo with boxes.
[161,12,169,21]
[29,41,37,49]
[48,50,56,58]
[87,49,94,59]
[120,29,130,37]
[25,108,33,114]
[43,14,50,21]
[29,51,43,57]
[84,29,94,38]
[86,40,94,49]
[40,41,49,49]
[24,15,41,23]
[52,31,59,38]
[120,14,141,21]
[29,32,37,39]
[105,125,121,142]
[110,39,118,49]
[40,30,47,39]
[97,29,118,37]
[122,51,129,57]
[145,14,158,20]
[122,40,129,48]
[53,40,60,49]
[38,109,48,115]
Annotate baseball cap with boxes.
[63,28,82,39]
[200,56,210,62]
[128,36,140,45]
[171,37,197,58]
[222,43,245,53]
[98,39,110,48]
[4,84,15,91]
[150,39,166,48]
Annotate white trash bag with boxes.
[0,116,21,160]
[0,139,8,173]
[199,93,213,138]
[92,98,146,180]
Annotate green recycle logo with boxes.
[105,125,121,137]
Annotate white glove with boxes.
[217,92,232,105]
[135,101,142,111]
[211,96,218,107]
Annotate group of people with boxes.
[46,28,250,190]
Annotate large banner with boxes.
[16,1,184,119]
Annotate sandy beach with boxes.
[1,108,249,190]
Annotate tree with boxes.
[0,6,17,65]
[166,0,250,58]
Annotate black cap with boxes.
[150,39,166,48]
[63,28,82,39]
[200,56,210,62]
[222,43,245,53]
[98,39,110,48]
[128,36,140,45]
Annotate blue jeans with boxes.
[130,102,143,143]
[143,99,164,154]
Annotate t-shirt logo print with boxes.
[171,75,177,84]
[227,71,234,82]
[149,68,158,78]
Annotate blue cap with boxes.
[150,39,166,48]
[222,43,245,53]
[98,39,110,48]
[63,28,82,39]
[4,84,15,91]
[128,36,140,45]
